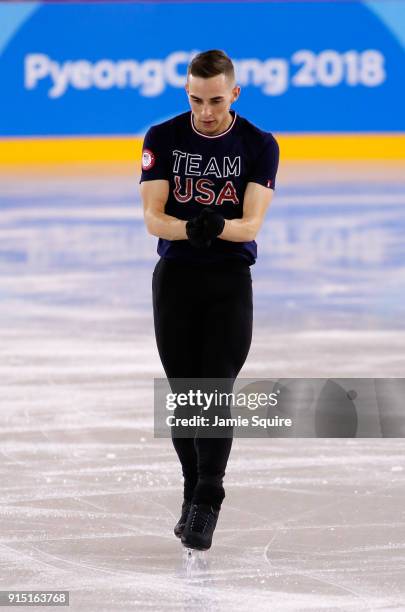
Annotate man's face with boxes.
[185,73,240,136]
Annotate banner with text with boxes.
[0,1,404,136]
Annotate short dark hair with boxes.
[187,50,235,83]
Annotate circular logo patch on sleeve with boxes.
[142,149,156,171]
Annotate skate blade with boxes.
[182,545,209,555]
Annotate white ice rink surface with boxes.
[0,162,404,611]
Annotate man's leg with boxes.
[193,263,253,509]
[152,259,201,502]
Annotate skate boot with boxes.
[181,503,220,551]
[174,500,192,538]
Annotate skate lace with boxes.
[180,503,191,521]
[190,506,214,534]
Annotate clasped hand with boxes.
[185,207,225,249]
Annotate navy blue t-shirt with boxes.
[139,110,279,265]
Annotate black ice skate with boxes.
[174,500,192,538]
[180,503,220,551]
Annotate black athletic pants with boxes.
[152,257,253,509]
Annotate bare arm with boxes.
[140,179,187,240]
[218,182,274,242]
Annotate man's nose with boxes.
[201,105,213,118]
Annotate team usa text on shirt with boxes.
[172,150,241,206]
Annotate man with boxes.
[139,49,279,551]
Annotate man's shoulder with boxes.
[147,111,190,136]
[237,114,277,146]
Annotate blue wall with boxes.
[0,1,404,136]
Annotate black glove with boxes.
[198,207,225,238]
[186,215,212,249]
[185,207,225,249]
